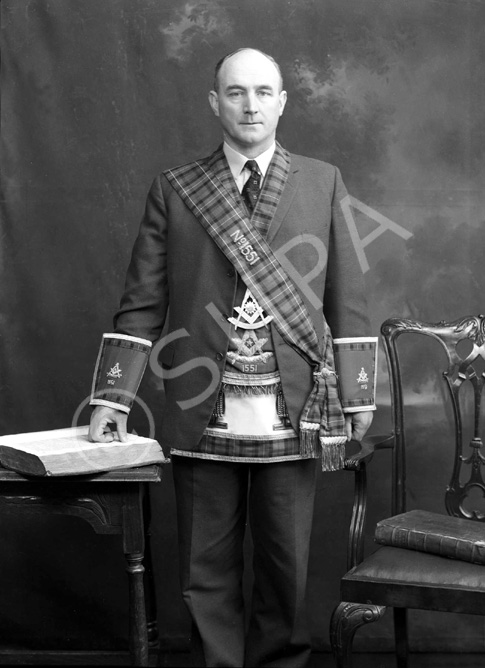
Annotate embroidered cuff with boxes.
[333,337,378,412]
[90,334,152,413]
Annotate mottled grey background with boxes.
[1,0,484,654]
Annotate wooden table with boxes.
[0,464,164,666]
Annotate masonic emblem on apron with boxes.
[226,289,274,369]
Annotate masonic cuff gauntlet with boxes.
[333,337,378,413]
[90,333,152,413]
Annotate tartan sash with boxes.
[164,143,347,470]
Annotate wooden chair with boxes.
[0,464,164,666]
[330,314,485,667]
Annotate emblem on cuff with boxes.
[107,362,123,381]
[357,367,369,386]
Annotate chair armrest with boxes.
[344,434,394,471]
[343,434,394,569]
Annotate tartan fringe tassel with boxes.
[319,436,347,472]
[299,421,319,456]
[299,424,347,470]
[298,356,347,470]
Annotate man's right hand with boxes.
[88,405,129,443]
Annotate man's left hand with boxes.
[345,411,374,442]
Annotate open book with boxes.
[0,426,166,477]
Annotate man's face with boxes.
[209,50,287,157]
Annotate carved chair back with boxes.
[381,315,485,521]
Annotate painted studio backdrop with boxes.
[2,0,484,654]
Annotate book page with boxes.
[0,426,162,457]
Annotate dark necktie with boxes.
[242,159,261,212]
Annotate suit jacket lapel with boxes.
[249,142,291,239]
[267,163,299,245]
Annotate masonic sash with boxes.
[165,143,348,470]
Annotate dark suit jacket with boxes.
[114,150,371,452]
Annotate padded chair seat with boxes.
[341,546,485,614]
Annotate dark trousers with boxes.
[172,455,318,668]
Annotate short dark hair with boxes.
[213,48,284,92]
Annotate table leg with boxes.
[123,487,149,667]
[143,490,159,646]
[144,537,159,645]
[125,551,149,666]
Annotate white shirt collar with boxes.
[223,142,276,191]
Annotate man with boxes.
[89,48,377,667]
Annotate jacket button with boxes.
[227,269,235,277]
[215,353,224,361]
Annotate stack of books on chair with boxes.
[375,509,485,565]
